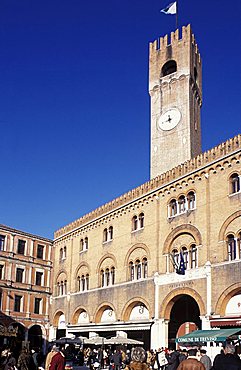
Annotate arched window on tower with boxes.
[110,267,115,285]
[101,269,104,287]
[136,259,141,280]
[190,244,197,268]
[161,60,177,77]
[59,248,63,261]
[169,199,177,217]
[86,274,89,290]
[178,195,186,214]
[139,213,144,229]
[132,216,138,231]
[142,257,148,278]
[230,173,240,194]
[57,282,60,296]
[103,228,108,242]
[227,234,237,261]
[182,247,189,269]
[187,191,196,210]
[105,268,110,286]
[109,226,113,240]
[129,262,134,281]
[84,237,88,250]
[171,248,179,272]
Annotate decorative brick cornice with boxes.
[55,134,241,239]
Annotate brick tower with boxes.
[149,24,202,178]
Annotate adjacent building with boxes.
[0,224,53,352]
[49,25,241,349]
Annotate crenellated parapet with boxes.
[54,134,241,239]
[149,24,201,62]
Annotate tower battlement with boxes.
[149,24,201,63]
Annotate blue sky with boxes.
[0,0,240,239]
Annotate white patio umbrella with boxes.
[83,336,107,345]
[105,336,143,345]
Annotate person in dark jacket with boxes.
[178,350,187,364]
[199,349,212,370]
[166,348,179,370]
[111,350,122,370]
[17,348,35,370]
[211,344,241,370]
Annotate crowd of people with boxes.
[1,343,241,370]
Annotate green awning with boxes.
[176,328,240,343]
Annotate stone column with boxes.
[151,318,169,349]
[205,261,212,316]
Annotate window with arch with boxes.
[80,237,88,252]
[229,173,240,194]
[169,199,177,217]
[168,192,196,218]
[181,247,189,269]
[132,215,138,231]
[132,213,145,232]
[59,246,66,261]
[129,257,148,281]
[57,279,67,296]
[100,267,115,287]
[103,226,113,243]
[190,244,197,268]
[170,244,198,272]
[187,191,196,209]
[129,262,134,281]
[161,60,177,77]
[178,195,186,213]
[226,234,240,261]
[78,273,89,292]
[171,248,179,272]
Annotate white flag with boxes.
[161,1,177,15]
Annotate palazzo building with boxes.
[0,224,53,352]
[50,25,241,349]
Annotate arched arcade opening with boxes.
[168,294,201,345]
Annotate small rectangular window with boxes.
[34,298,42,314]
[16,268,24,283]
[0,265,4,280]
[14,295,22,312]
[0,235,5,251]
[35,271,43,286]
[37,244,44,259]
[17,240,26,255]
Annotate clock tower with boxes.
[149,24,202,178]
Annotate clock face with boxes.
[158,108,181,131]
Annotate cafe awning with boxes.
[175,328,240,343]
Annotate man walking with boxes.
[177,349,205,370]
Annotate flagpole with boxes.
[176,0,178,29]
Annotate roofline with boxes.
[54,134,241,240]
[0,224,53,243]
